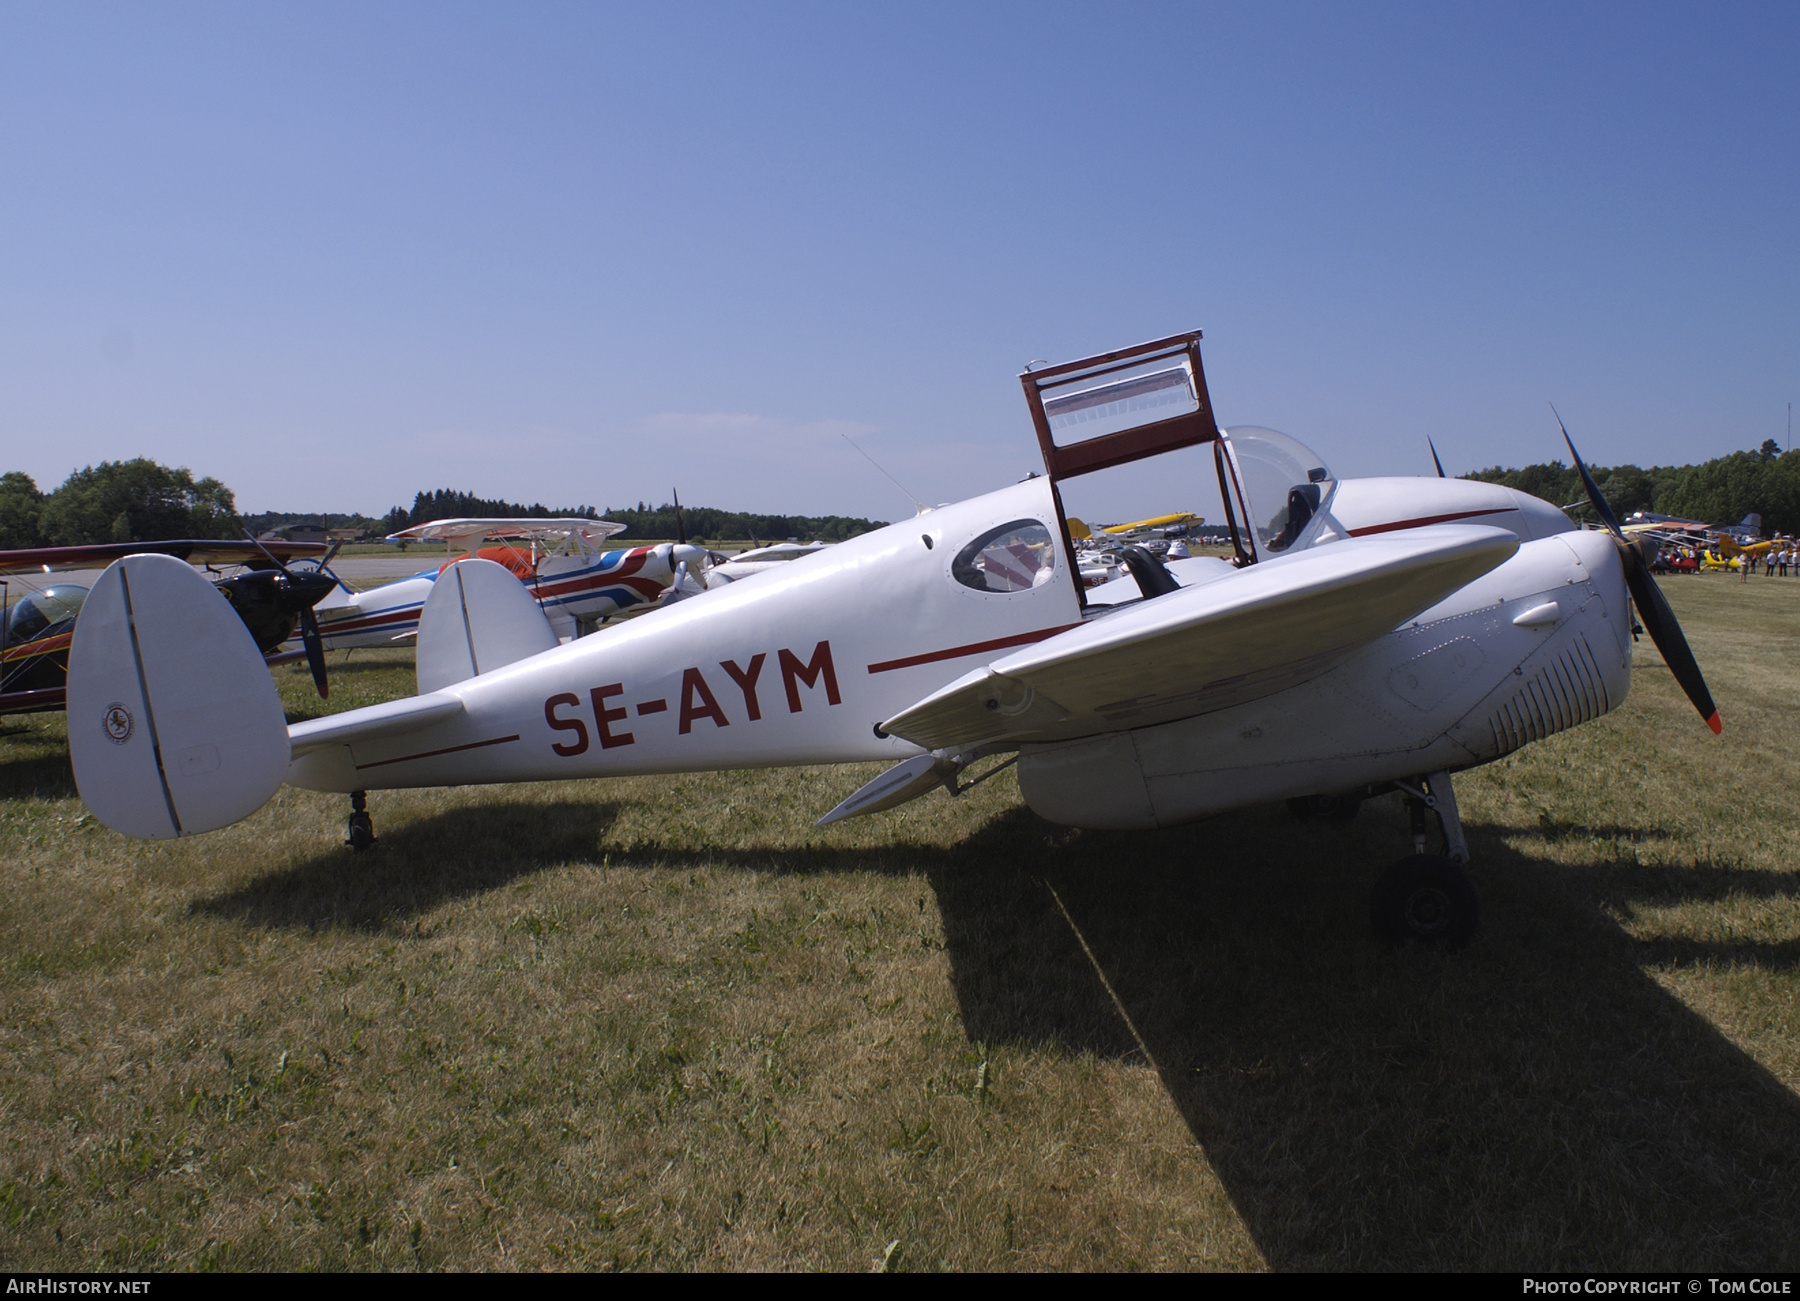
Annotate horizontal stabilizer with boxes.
[416,558,558,694]
[288,692,465,758]
[67,555,290,839]
[815,754,959,826]
[881,525,1518,751]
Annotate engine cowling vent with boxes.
[1487,633,1612,757]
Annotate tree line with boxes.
[0,465,889,549]
[597,501,888,543]
[9,446,1795,551]
[381,492,888,542]
[375,490,606,535]
[1466,438,1795,533]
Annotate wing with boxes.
[880,524,1518,751]
[0,539,327,575]
[386,518,627,548]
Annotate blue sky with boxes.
[2,2,1795,523]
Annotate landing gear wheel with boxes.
[1370,855,1478,949]
[345,790,376,853]
[346,813,375,852]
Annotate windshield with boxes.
[1221,427,1333,555]
[2,585,89,644]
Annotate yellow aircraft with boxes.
[1699,545,1772,571]
[1066,511,1201,541]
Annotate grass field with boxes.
[2,573,1798,1271]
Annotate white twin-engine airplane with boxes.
[64,334,1718,947]
[302,518,708,648]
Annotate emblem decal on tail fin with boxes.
[103,703,134,744]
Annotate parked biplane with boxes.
[299,518,708,648]
[61,332,1719,948]
[1,539,335,716]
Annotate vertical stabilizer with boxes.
[66,555,290,839]
[415,558,558,694]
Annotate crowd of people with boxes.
[1656,538,1799,579]
[1741,539,1798,579]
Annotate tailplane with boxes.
[67,555,290,839]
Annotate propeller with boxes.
[1554,409,1720,734]
[244,532,333,699]
[285,536,355,593]
[1428,437,1447,478]
[666,488,720,593]
[296,604,329,700]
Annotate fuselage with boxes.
[286,471,1630,832]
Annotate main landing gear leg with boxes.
[1372,771,1478,948]
[346,790,376,853]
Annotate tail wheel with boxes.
[1371,855,1479,949]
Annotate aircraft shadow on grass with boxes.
[190,800,623,934]
[188,791,1800,1268]
[930,801,1800,1271]
[0,731,76,800]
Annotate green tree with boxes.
[1655,452,1767,530]
[37,459,239,546]
[0,472,46,549]
[1596,465,1654,515]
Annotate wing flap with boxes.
[882,525,1518,750]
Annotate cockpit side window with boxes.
[953,520,1057,593]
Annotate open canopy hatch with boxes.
[1020,331,1288,581]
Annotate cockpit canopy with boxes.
[1221,426,1334,555]
[2,585,88,644]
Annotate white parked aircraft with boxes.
[62,333,1718,947]
[701,541,835,590]
[299,518,708,647]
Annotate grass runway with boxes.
[2,574,1799,1270]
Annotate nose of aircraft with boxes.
[277,568,342,614]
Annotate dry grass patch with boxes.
[2,576,1799,1270]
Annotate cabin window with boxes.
[953,520,1056,593]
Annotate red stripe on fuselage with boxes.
[1,632,72,664]
[354,733,522,770]
[1345,508,1515,537]
[867,624,1082,675]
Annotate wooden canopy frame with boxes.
[1019,332,1252,598]
[1019,331,1221,481]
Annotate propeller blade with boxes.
[299,606,330,699]
[1619,542,1719,733]
[672,488,687,545]
[1558,411,1718,732]
[1428,437,1446,479]
[1553,406,1623,537]
[243,528,291,571]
